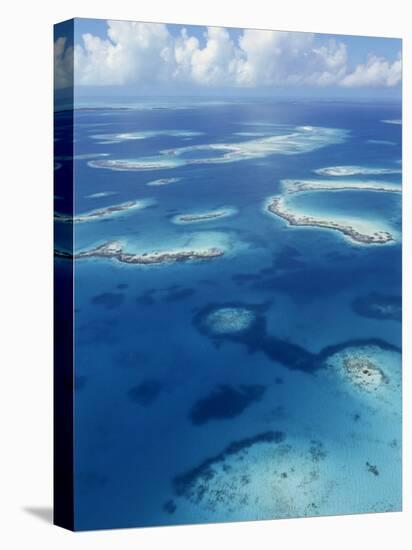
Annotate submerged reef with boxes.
[341,353,388,392]
[88,126,348,171]
[163,126,348,165]
[189,385,266,425]
[367,140,396,146]
[324,344,401,399]
[352,293,402,322]
[168,431,338,518]
[204,307,257,334]
[194,301,401,376]
[194,301,317,373]
[91,129,203,144]
[73,241,224,266]
[172,431,285,498]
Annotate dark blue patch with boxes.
[163,500,177,514]
[91,292,124,310]
[115,349,149,369]
[128,379,163,407]
[164,287,196,302]
[75,375,88,391]
[189,384,266,425]
[136,290,156,306]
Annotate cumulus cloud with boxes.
[54,21,402,90]
[54,37,73,89]
[341,54,402,87]
[74,21,174,86]
[188,27,243,85]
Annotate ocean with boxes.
[54,97,402,530]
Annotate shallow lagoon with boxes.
[284,189,401,242]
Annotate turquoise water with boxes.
[286,188,401,238]
[54,97,402,530]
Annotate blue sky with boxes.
[54,18,402,99]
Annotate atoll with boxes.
[267,196,394,244]
[265,178,401,245]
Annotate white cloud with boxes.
[54,21,402,90]
[74,21,174,86]
[236,32,348,87]
[341,54,402,87]
[189,27,243,86]
[54,37,73,89]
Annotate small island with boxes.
[283,179,401,194]
[54,248,73,259]
[54,200,146,223]
[89,157,184,171]
[146,177,181,186]
[74,241,224,265]
[314,165,401,177]
[174,208,235,224]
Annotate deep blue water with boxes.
[54,98,402,530]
